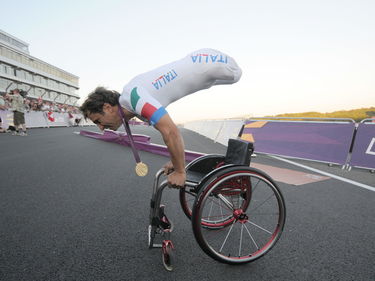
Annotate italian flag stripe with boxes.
[141,103,158,120]
[130,87,140,110]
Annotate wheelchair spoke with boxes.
[251,178,261,193]
[219,222,235,253]
[201,214,231,221]
[243,222,259,250]
[219,198,224,217]
[203,194,234,213]
[249,193,276,213]
[246,220,272,235]
[208,199,214,218]
[239,223,244,257]
[216,193,234,210]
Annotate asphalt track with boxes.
[0,126,374,281]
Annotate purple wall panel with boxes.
[243,121,355,164]
[349,123,375,169]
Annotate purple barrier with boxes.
[80,129,151,144]
[241,121,355,165]
[80,130,204,162]
[349,123,375,169]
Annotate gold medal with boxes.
[135,162,148,177]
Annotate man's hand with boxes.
[167,170,186,189]
[163,161,174,175]
[163,161,186,188]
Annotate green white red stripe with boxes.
[130,87,167,125]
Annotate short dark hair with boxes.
[79,87,120,118]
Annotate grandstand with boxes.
[0,29,79,109]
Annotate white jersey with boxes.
[119,48,242,125]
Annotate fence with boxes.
[183,117,375,171]
[0,110,92,128]
[2,111,374,171]
[241,117,356,165]
[348,119,375,170]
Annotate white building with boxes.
[0,29,79,106]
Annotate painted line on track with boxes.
[270,155,375,192]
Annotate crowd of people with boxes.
[0,91,80,114]
[0,89,81,135]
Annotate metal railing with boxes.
[247,116,355,123]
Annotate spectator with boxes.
[74,116,82,127]
[31,100,38,111]
[30,99,35,109]
[0,118,5,133]
[6,89,27,136]
[24,98,31,112]
[37,97,43,111]
[0,93,7,133]
[67,111,75,127]
[41,102,50,111]
[0,93,7,110]
[51,102,58,112]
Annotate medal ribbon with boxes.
[118,106,142,163]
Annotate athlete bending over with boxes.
[80,48,242,188]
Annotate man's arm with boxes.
[154,113,186,187]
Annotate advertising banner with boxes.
[0,110,14,128]
[241,121,355,165]
[349,123,375,169]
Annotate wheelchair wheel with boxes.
[180,173,251,229]
[192,166,286,264]
[179,187,196,220]
[180,155,226,222]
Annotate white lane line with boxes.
[270,155,375,192]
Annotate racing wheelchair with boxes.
[148,139,286,271]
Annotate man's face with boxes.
[88,103,122,131]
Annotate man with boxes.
[80,48,242,187]
[0,93,7,133]
[7,89,27,136]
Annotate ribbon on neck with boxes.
[118,106,148,176]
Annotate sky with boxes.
[1,0,374,123]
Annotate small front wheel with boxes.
[148,225,154,248]
[192,167,286,264]
[162,240,174,271]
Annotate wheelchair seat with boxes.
[185,139,254,186]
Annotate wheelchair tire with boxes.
[192,166,286,264]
